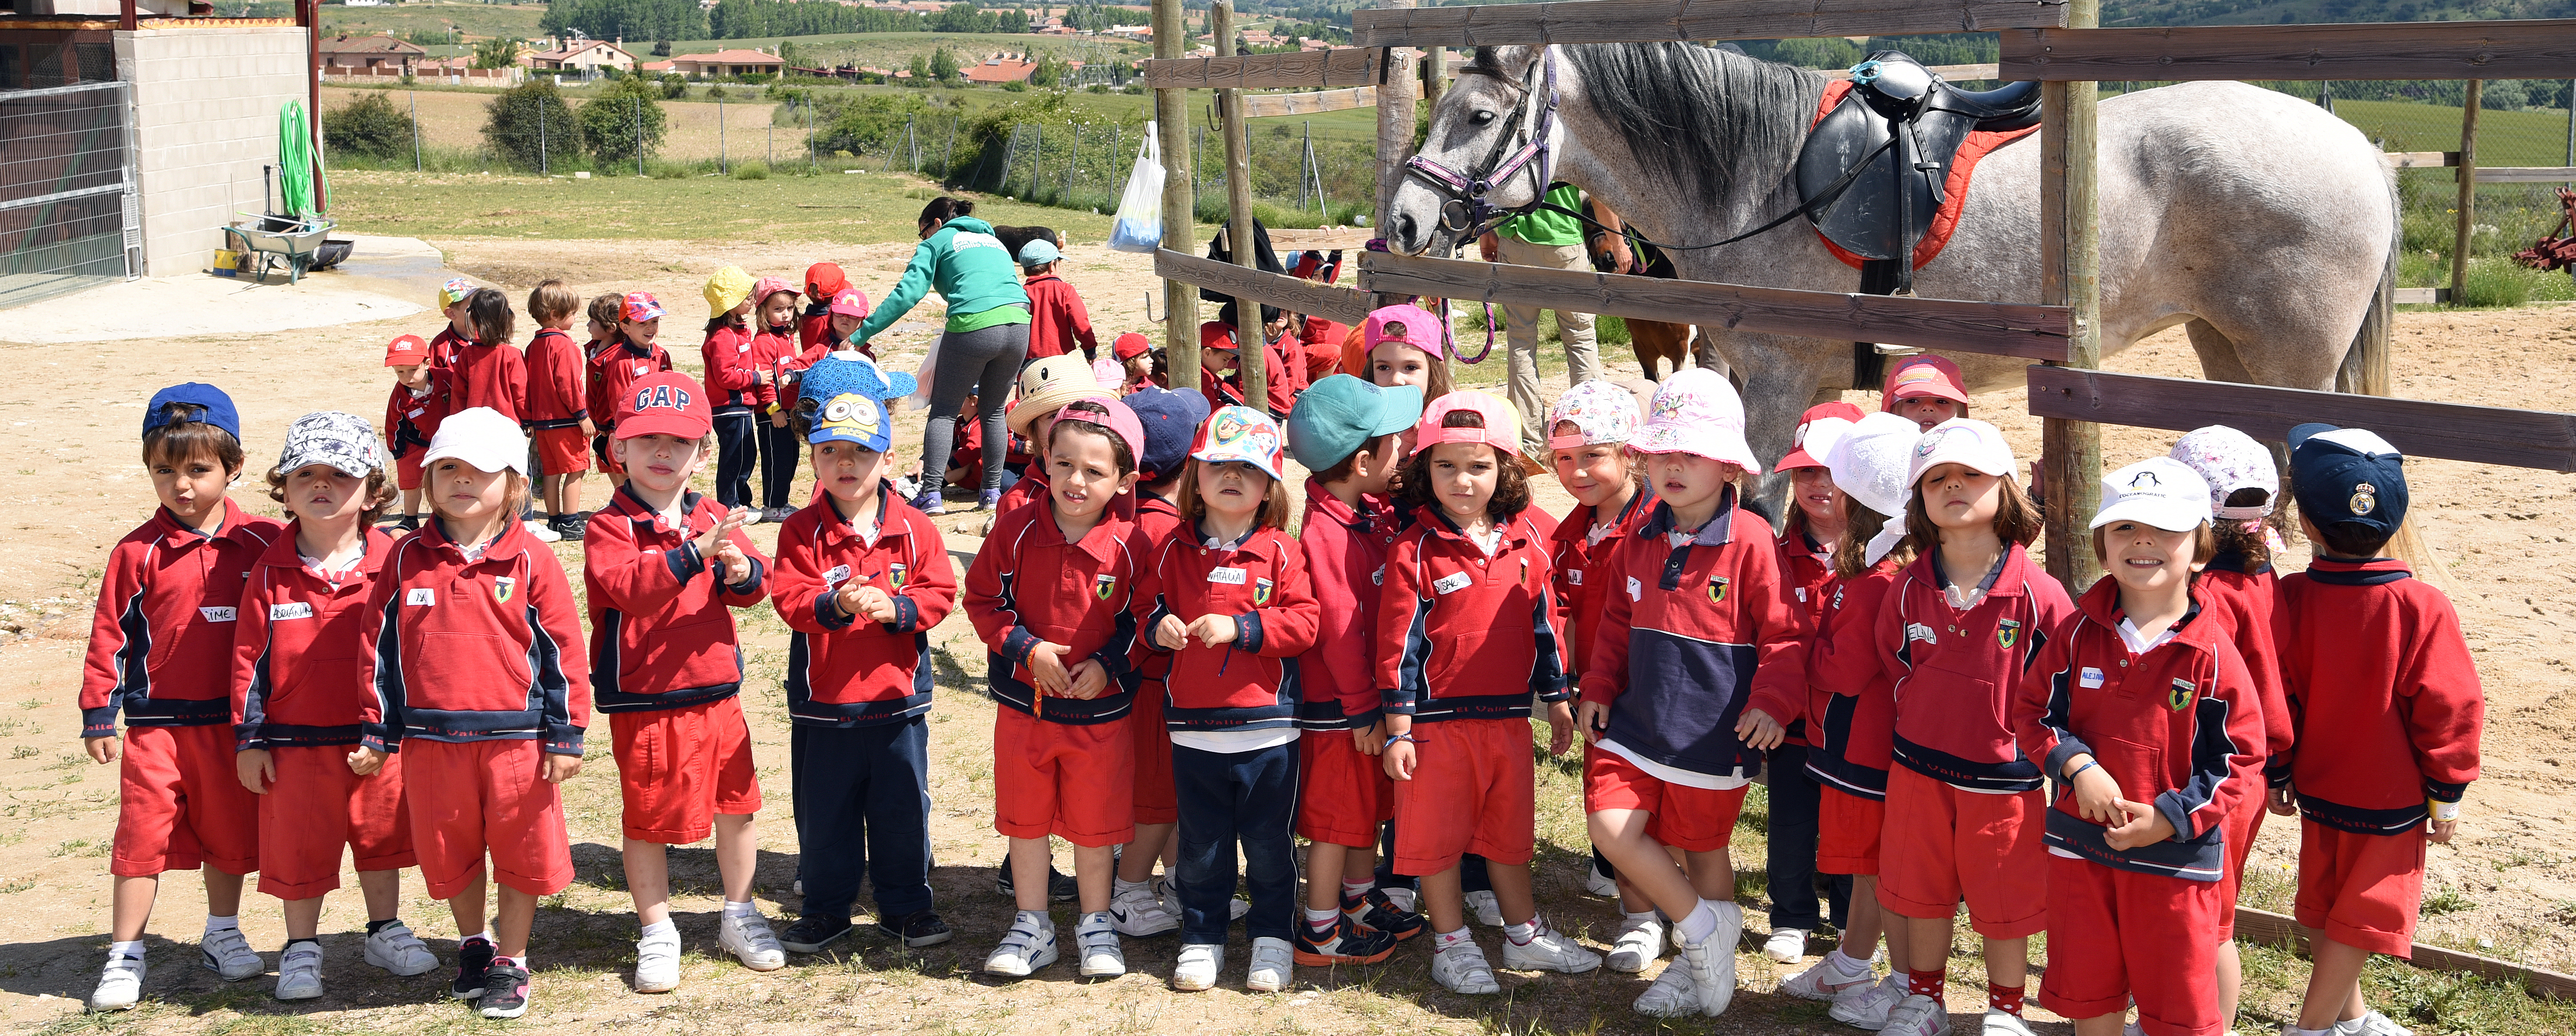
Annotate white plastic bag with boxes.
[906,336,941,411]
[1104,121,1165,254]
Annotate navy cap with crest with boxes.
[142,383,241,443]
[1125,386,1210,483]
[2287,422,2407,540]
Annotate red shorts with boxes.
[1129,679,1177,826]
[2295,820,2426,958]
[113,723,259,877]
[2215,786,2272,940]
[257,745,416,899]
[993,708,1135,847]
[1817,787,1886,875]
[1298,726,1393,848]
[534,426,591,476]
[1877,765,2047,938]
[2041,854,2224,1035]
[395,451,425,492]
[593,432,626,476]
[401,739,573,899]
[610,697,763,844]
[1392,718,1533,874]
[1583,747,1749,854]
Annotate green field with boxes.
[325,168,1116,244]
[321,0,548,41]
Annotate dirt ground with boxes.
[0,233,2571,1036]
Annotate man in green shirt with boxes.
[1478,182,1601,455]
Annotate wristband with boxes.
[1384,733,1422,747]
[2429,798,2460,823]
[2066,760,2099,783]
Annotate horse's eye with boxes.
[1471,110,1497,125]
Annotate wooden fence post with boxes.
[2453,79,2482,303]
[1373,0,1419,308]
[2039,0,2105,594]
[1154,0,1200,389]
[1215,2,1268,415]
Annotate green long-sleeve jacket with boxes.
[855,217,1033,343]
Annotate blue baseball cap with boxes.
[808,393,892,452]
[2287,422,2408,542]
[142,383,240,443]
[1017,238,1062,268]
[1126,386,1211,482]
[798,353,916,407]
[1285,374,1423,470]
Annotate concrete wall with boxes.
[116,27,311,277]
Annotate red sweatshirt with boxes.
[2273,557,2483,835]
[523,328,588,430]
[769,485,956,727]
[385,378,452,465]
[798,304,834,354]
[1296,481,1406,728]
[1773,528,1838,747]
[1872,542,2074,793]
[448,337,528,423]
[356,518,590,755]
[1133,490,1185,687]
[1577,499,1808,779]
[1376,507,1569,723]
[1023,274,1098,360]
[749,324,799,410]
[701,323,762,418]
[963,501,1150,725]
[81,500,287,736]
[1200,347,1296,418]
[428,326,470,368]
[2016,578,2263,881]
[1547,491,1654,689]
[231,526,395,750]
[2195,563,2294,786]
[590,338,674,433]
[1803,558,1905,799]
[1136,524,1321,731]
[583,488,771,713]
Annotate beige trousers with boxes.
[1497,235,1601,453]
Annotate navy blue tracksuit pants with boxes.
[1173,741,1298,944]
[1766,743,1852,931]
[713,411,757,509]
[791,717,934,922]
[758,417,800,510]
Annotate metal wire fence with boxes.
[0,80,134,310]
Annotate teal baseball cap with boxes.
[1284,374,1424,470]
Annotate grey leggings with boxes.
[921,320,1028,495]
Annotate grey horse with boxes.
[1387,44,2397,509]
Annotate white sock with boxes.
[108,940,144,963]
[1503,917,1543,944]
[205,914,239,935]
[1825,948,1871,977]
[721,900,758,919]
[1676,902,1721,946]
[1340,879,1373,902]
[1624,909,1658,924]
[472,929,496,946]
[1016,909,1054,931]
[640,919,678,943]
[1304,907,1340,930]
[1113,877,1151,897]
[1433,926,1473,952]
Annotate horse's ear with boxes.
[1474,44,1542,80]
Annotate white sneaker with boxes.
[1379,886,1418,914]
[721,911,786,972]
[983,912,1058,977]
[1676,933,1737,1017]
[1464,889,1504,927]
[1765,927,1810,963]
[362,920,439,976]
[1606,916,1665,973]
[1245,936,1293,992]
[1157,880,1252,925]
[1780,952,1874,1001]
[1109,884,1180,936]
[274,942,323,1001]
[793,879,803,896]
[634,931,682,993]
[1982,1008,2035,1035]
[2344,1012,2415,1036]
[200,926,263,981]
[1633,960,1702,1017]
[1584,859,1618,897]
[1831,974,1908,1030]
[1172,942,1223,991]
[1075,912,1125,978]
[523,518,563,542]
[1500,922,1602,974]
[1431,938,1501,994]
[90,952,144,1012]
[1882,993,1955,1036]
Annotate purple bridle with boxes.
[1402,47,1560,247]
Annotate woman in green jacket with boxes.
[855,197,1032,513]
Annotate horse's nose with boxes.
[1394,211,1420,253]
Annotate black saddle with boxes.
[1794,51,2040,276]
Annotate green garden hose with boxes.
[277,100,327,219]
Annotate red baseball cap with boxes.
[1199,320,1235,351]
[383,333,430,366]
[1880,355,1969,410]
[1113,332,1152,361]
[614,371,712,440]
[1778,401,1867,470]
[806,262,848,299]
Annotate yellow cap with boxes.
[703,266,755,317]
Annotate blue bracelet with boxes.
[1385,733,1423,747]
[2067,760,2099,782]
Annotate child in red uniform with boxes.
[1785,411,1926,1025]
[986,354,1113,518]
[1285,377,1426,962]
[749,277,804,521]
[1112,332,1156,394]
[2165,424,2296,1027]
[2275,424,2482,1036]
[798,262,848,353]
[1019,239,1099,361]
[2015,458,2264,1036]
[1760,401,1866,966]
[1139,406,1335,991]
[586,372,783,991]
[1197,319,1296,417]
[1107,386,1212,936]
[966,398,1151,979]
[82,385,284,1013]
[1377,391,1597,994]
[524,281,595,538]
[1879,355,1968,433]
[591,293,677,487]
[353,407,590,1020]
[383,333,449,531]
[447,288,526,422]
[1871,418,2072,1036]
[702,267,768,512]
[429,277,478,366]
[1360,303,1455,402]
[1578,370,1806,1019]
[767,357,957,956]
[232,412,439,1002]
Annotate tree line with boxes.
[539,0,1053,48]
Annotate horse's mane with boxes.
[1483,42,1818,205]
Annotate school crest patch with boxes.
[493,575,518,604]
[1706,575,1729,603]
[2168,678,2196,711]
[1997,618,2021,648]
[1094,573,1118,600]
[1254,577,1274,606]
[887,563,907,589]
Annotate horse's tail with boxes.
[2339,160,2399,397]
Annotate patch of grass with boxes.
[10,744,36,759]
[326,169,1114,245]
[2422,884,2479,916]
[734,161,771,180]
[49,837,107,858]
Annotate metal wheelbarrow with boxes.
[224,213,336,285]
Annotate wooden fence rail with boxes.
[1351,0,2067,48]
[2026,367,2576,471]
[1155,249,1379,325]
[1140,48,1382,89]
[1236,86,1379,118]
[1999,20,2576,81]
[2234,908,2576,999]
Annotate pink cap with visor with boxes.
[1052,398,1145,468]
[1411,390,1521,458]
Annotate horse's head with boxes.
[1387,45,1561,257]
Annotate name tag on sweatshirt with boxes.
[2080,667,2106,689]
[406,588,437,606]
[1906,622,1938,645]
[1626,576,1641,601]
[1432,571,1472,595]
[269,602,314,621]
[198,606,237,622]
[1208,566,1248,585]
[1567,569,1583,586]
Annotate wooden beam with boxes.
[2393,287,2451,305]
[2035,0,2102,594]
[1236,85,1377,119]
[1140,47,1381,90]
[2389,151,2460,169]
[1825,62,1998,80]
[1153,0,1200,391]
[1216,3,1268,417]
[2000,20,2576,81]
[2455,80,2480,304]
[1360,252,2072,360]
[2475,166,2576,182]
[1260,227,1374,250]
[1158,249,1379,325]
[2024,367,2576,472]
[1352,0,2068,49]
[2233,908,2576,1000]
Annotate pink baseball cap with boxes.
[621,291,666,322]
[1191,405,1287,482]
[829,288,871,319]
[1411,390,1521,458]
[1363,303,1445,359]
[1629,368,1762,474]
[752,276,799,304]
[1052,398,1146,467]
[1881,355,1969,409]
[1778,401,1867,470]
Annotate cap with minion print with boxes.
[808,393,891,452]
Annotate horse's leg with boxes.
[1691,327,1729,380]
[1719,335,1834,524]
[2183,319,2255,386]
